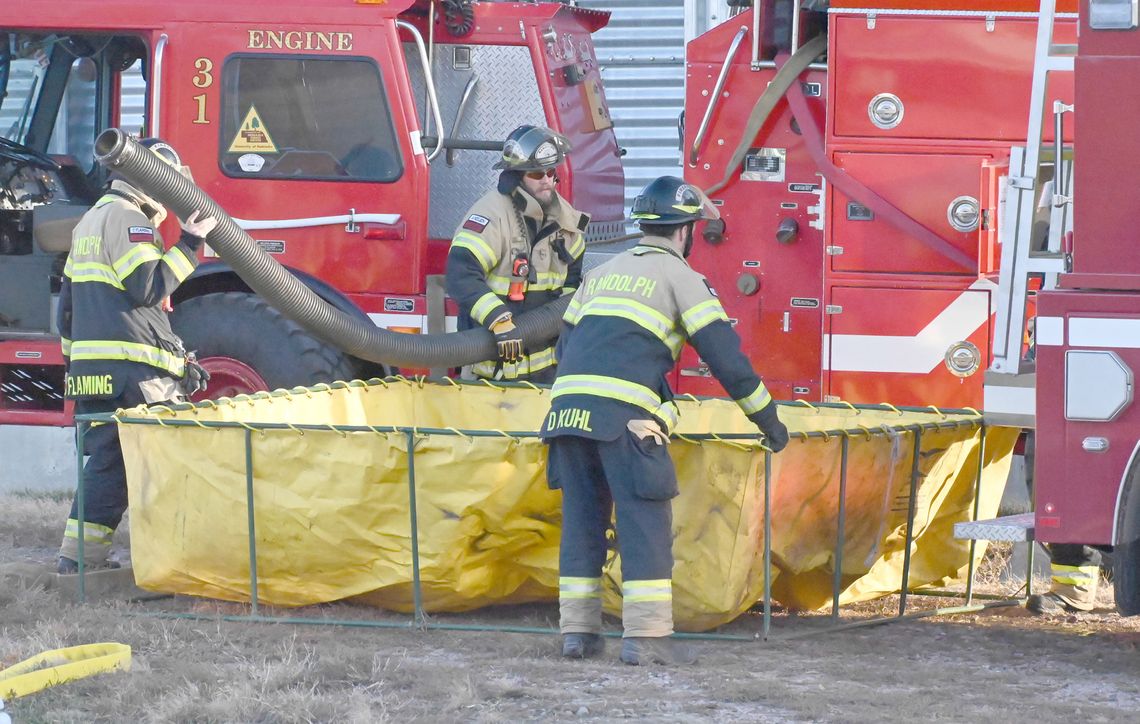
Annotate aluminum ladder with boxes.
[963,0,1078,580]
[983,0,1076,428]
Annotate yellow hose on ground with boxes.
[0,643,131,700]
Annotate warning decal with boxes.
[227,106,278,154]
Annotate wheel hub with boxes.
[194,356,268,401]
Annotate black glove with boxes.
[179,229,205,252]
[750,404,789,453]
[183,352,210,396]
[489,313,525,363]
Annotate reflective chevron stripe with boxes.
[66,261,124,289]
[470,292,503,326]
[70,340,185,376]
[735,382,773,415]
[577,296,683,356]
[63,518,114,544]
[162,246,195,282]
[1051,563,1099,587]
[452,231,497,273]
[551,374,679,432]
[680,298,728,336]
[622,579,671,603]
[560,576,602,600]
[112,243,163,280]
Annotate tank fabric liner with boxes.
[115,379,1016,631]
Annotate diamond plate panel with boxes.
[953,512,1036,542]
[583,218,626,244]
[405,44,545,239]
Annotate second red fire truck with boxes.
[681,0,1140,613]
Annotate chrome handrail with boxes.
[689,25,748,167]
[1052,99,1073,206]
[446,76,479,166]
[791,1,802,53]
[150,33,168,135]
[752,0,761,68]
[397,20,445,162]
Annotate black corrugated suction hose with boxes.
[93,129,569,369]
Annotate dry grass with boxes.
[0,492,71,552]
[3,493,1140,723]
[0,491,130,564]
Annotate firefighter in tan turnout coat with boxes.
[445,125,589,383]
[542,176,789,665]
[56,138,216,574]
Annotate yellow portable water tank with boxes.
[111,378,1016,631]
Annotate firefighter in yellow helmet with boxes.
[445,124,590,383]
[56,137,216,574]
[541,176,789,664]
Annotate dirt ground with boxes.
[3,491,1140,723]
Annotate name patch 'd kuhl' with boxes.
[128,226,155,243]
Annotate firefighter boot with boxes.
[58,521,119,574]
[1028,554,1101,615]
[57,557,121,575]
[1026,592,1080,615]
[559,576,604,658]
[619,637,698,666]
[561,633,605,659]
[620,579,690,664]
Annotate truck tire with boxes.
[1114,537,1140,616]
[171,291,357,398]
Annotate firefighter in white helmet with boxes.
[541,176,789,665]
[445,124,590,383]
[56,137,216,574]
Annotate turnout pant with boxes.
[1046,543,1103,611]
[59,394,140,565]
[547,430,678,638]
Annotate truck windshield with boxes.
[219,55,403,182]
[0,55,46,145]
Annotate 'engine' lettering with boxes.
[248,30,353,52]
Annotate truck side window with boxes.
[219,55,402,182]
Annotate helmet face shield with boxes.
[631,176,719,226]
[676,184,720,222]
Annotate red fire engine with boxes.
[1010,0,1140,612]
[678,0,1076,408]
[683,0,1140,612]
[0,0,625,426]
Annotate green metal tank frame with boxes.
[67,377,1024,642]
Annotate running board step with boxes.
[954,513,1035,542]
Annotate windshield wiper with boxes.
[0,33,10,110]
[10,73,36,140]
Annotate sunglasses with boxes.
[525,169,557,180]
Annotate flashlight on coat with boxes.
[508,253,531,302]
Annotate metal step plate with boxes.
[954,512,1035,542]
